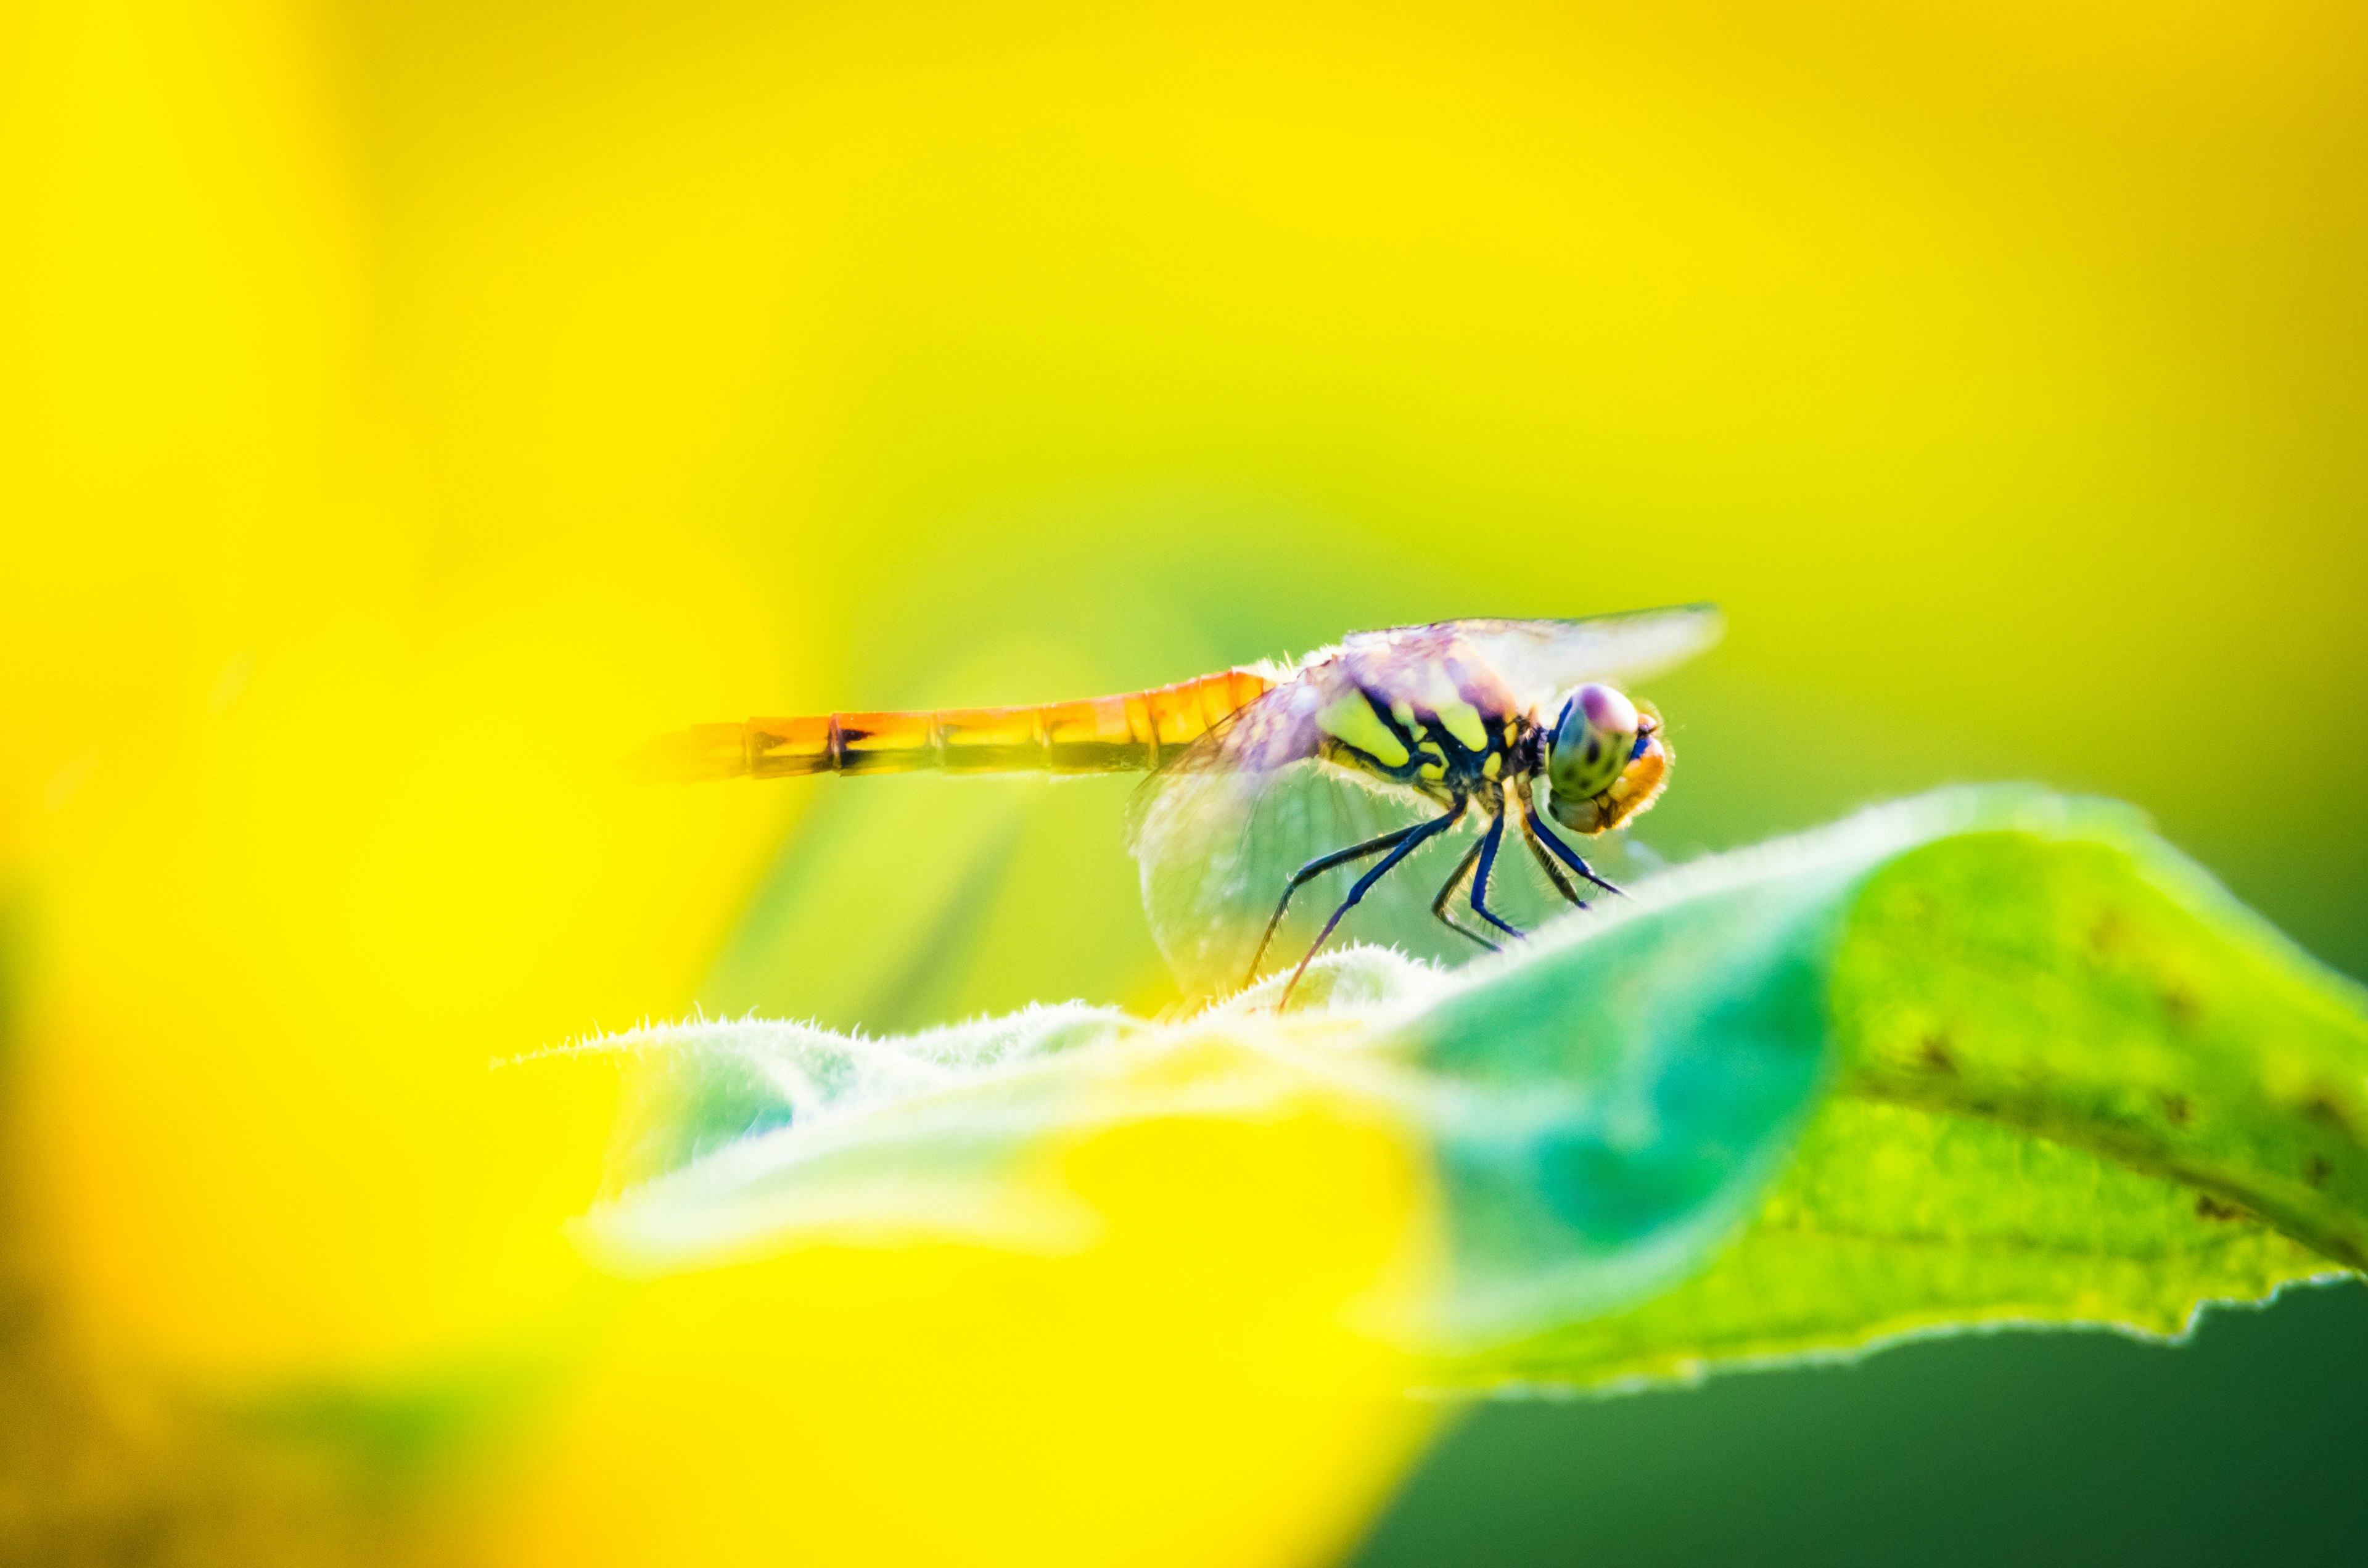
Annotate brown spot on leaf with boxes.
[2090,911,2126,954]
[2195,1194,2247,1222]
[2303,1096,2353,1135]
[2304,1154,2332,1189]
[1918,1035,1958,1076]
[2160,1092,2192,1128]
[2160,984,2202,1031]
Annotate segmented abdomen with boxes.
[635,668,1273,782]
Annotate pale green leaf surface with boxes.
[1449,1097,2337,1391]
[1452,811,2366,1388]
[551,787,2367,1381]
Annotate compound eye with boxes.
[1550,683,1640,802]
[1576,683,1638,738]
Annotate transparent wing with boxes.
[1133,751,1404,998]
[1127,678,1330,996]
[1132,758,1601,999]
[1338,604,1724,716]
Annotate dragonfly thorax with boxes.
[1544,683,1672,835]
[1309,682,1534,802]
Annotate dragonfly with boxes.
[635,605,1722,1001]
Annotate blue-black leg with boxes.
[1281,800,1467,1003]
[1429,836,1498,952]
[1246,818,1429,986]
[1528,808,1624,897]
[1466,810,1526,942]
[1515,800,1585,908]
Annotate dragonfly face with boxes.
[1544,683,1672,836]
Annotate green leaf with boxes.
[1835,829,2368,1271]
[552,788,2367,1385]
[1450,1096,2335,1389]
[1445,805,2365,1387]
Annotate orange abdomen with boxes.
[632,668,1273,782]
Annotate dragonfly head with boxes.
[1544,683,1671,835]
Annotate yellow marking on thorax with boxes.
[1434,699,1490,754]
[1389,694,1489,755]
[1316,690,1412,768]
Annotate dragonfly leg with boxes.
[1280,801,1468,1005]
[1246,819,1429,987]
[1516,811,1585,907]
[1527,808,1624,897]
[1510,780,1585,906]
[1466,810,1526,942]
[1428,837,1498,953]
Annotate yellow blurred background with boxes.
[1,0,2361,1561]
